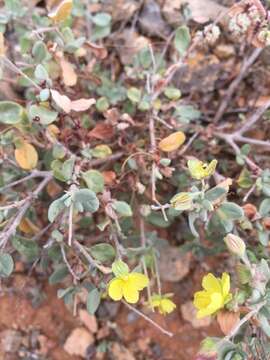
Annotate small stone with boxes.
[64,327,94,358]
[159,246,191,282]
[79,309,98,333]
[181,301,211,328]
[0,329,22,353]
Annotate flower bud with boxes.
[224,234,246,257]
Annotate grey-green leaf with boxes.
[112,201,132,217]
[0,253,14,277]
[174,26,190,56]
[217,202,244,221]
[48,194,69,222]
[259,198,270,217]
[87,288,101,315]
[73,189,99,213]
[90,243,115,263]
[0,101,23,124]
[29,105,58,125]
[82,170,104,193]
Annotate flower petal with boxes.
[123,282,139,304]
[160,299,176,314]
[128,273,149,290]
[202,273,222,293]
[197,293,223,318]
[108,278,124,301]
[221,272,230,296]
[193,291,210,309]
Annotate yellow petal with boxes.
[197,293,223,319]
[158,131,186,152]
[15,142,38,170]
[160,299,176,314]
[128,273,149,290]
[206,159,218,177]
[187,159,205,180]
[221,272,230,297]
[108,278,124,301]
[123,282,139,304]
[193,291,211,309]
[202,273,222,293]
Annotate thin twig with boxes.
[74,240,112,274]
[0,170,52,192]
[0,173,53,248]
[122,300,173,337]
[213,48,262,123]
[61,244,80,282]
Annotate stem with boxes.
[121,300,173,337]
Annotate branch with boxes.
[122,300,173,337]
[0,170,52,192]
[73,240,112,274]
[214,48,262,123]
[0,172,53,248]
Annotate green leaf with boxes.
[174,25,190,57]
[49,265,69,284]
[259,198,270,217]
[96,97,109,112]
[0,253,14,277]
[82,170,104,193]
[217,202,244,221]
[237,168,253,189]
[29,105,58,125]
[164,87,181,100]
[258,312,270,337]
[87,288,101,315]
[174,105,201,124]
[12,236,39,262]
[205,187,227,202]
[48,194,69,222]
[39,88,50,102]
[127,87,142,104]
[146,212,171,228]
[0,101,23,124]
[32,40,48,63]
[112,259,129,277]
[92,12,111,27]
[51,157,75,182]
[34,64,49,81]
[112,201,132,217]
[90,243,115,263]
[91,25,111,41]
[73,189,99,213]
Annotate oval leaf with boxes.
[158,131,186,152]
[15,142,38,170]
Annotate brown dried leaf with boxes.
[88,123,114,140]
[15,142,38,170]
[51,89,71,113]
[217,310,240,335]
[70,98,96,112]
[102,171,116,185]
[48,0,73,23]
[158,131,186,152]
[50,89,96,113]
[85,41,108,59]
[59,58,77,87]
[19,218,40,235]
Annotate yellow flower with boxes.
[108,260,149,304]
[187,159,217,180]
[149,293,176,315]
[193,273,232,319]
